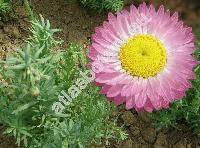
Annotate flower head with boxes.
[88,3,198,112]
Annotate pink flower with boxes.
[88,3,198,112]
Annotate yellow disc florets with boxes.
[119,34,167,78]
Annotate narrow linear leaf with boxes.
[12,101,38,114]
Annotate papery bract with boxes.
[88,3,198,112]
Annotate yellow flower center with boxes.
[119,34,167,78]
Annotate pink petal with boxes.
[107,85,124,98]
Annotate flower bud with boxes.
[31,87,40,96]
[27,69,31,75]
[3,64,8,69]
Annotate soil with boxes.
[0,0,200,148]
[111,108,200,148]
[32,0,107,45]
[0,125,18,148]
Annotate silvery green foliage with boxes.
[28,15,63,55]
[0,16,127,147]
[153,41,200,135]
[79,0,124,12]
[0,15,63,147]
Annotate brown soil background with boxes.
[0,0,200,147]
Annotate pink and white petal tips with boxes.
[88,3,198,112]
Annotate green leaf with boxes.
[69,119,74,130]
[34,44,45,59]
[17,49,25,60]
[53,113,71,118]
[36,55,52,63]
[8,64,26,70]
[6,57,20,64]
[19,129,32,137]
[12,101,38,114]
